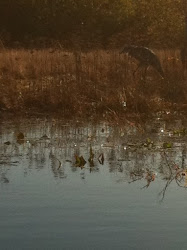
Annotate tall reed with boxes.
[0,48,186,119]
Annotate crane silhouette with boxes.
[120,45,164,79]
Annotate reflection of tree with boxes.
[0,172,9,183]
[159,151,187,202]
[0,155,19,184]
[88,165,99,173]
[108,148,117,172]
[117,145,187,201]
[129,168,156,189]
[49,152,67,179]
[182,147,186,168]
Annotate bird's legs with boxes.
[142,66,148,81]
[133,64,148,81]
[133,63,141,77]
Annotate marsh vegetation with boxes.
[0,48,186,120]
[0,118,186,198]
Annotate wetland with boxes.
[0,116,186,249]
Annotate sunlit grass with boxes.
[0,48,186,119]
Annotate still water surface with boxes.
[0,118,186,249]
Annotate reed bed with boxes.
[0,48,186,120]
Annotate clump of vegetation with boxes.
[0,48,186,120]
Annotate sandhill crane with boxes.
[120,45,164,79]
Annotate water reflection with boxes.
[0,118,186,202]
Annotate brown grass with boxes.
[0,48,186,120]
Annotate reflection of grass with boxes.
[0,49,186,119]
[0,119,186,202]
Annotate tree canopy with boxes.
[0,0,185,48]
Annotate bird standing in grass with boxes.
[120,45,164,79]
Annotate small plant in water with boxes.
[173,128,187,136]
[163,142,173,149]
[88,145,94,167]
[16,132,25,144]
[75,155,86,168]
[143,138,154,149]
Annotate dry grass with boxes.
[0,48,186,120]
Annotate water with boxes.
[0,117,186,249]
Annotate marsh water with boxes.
[0,116,186,250]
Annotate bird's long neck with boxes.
[120,47,132,54]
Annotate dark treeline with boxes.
[0,0,185,49]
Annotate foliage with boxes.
[0,0,185,48]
